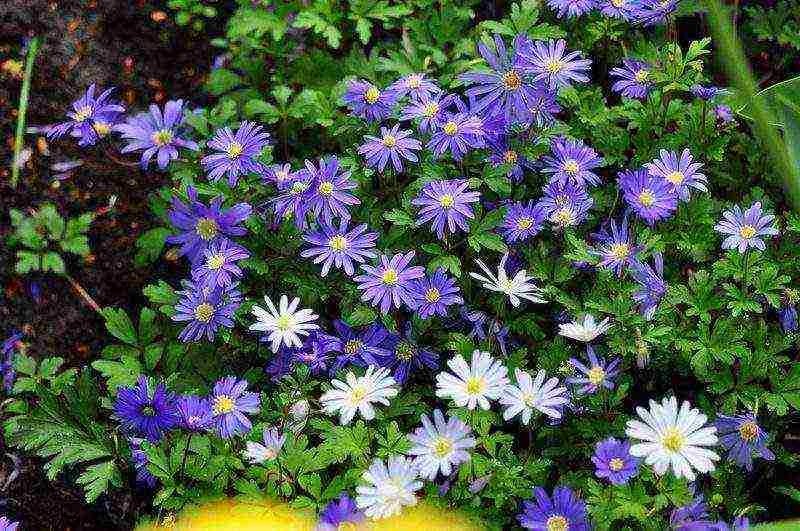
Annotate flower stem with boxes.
[11,37,41,189]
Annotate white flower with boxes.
[287,399,310,434]
[558,314,611,343]
[356,456,422,519]
[243,427,286,464]
[469,253,545,307]
[625,396,719,481]
[500,368,569,425]
[320,366,398,425]
[435,350,509,410]
[407,409,476,480]
[249,294,319,352]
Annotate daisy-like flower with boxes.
[166,185,252,263]
[0,518,18,531]
[501,201,547,243]
[714,201,779,254]
[358,124,422,173]
[330,321,391,370]
[592,437,640,485]
[521,39,592,90]
[355,456,422,519]
[690,84,726,101]
[410,268,464,319]
[670,496,719,530]
[114,375,179,442]
[518,486,590,531]
[176,394,214,432]
[435,350,509,410]
[244,427,286,464]
[191,239,250,288]
[201,121,270,187]
[380,324,439,384]
[400,92,459,133]
[626,396,719,481]
[301,221,378,277]
[542,137,603,188]
[115,100,199,169]
[646,149,707,202]
[172,280,241,343]
[619,168,679,226]
[320,366,399,425]
[249,294,320,353]
[591,216,641,276]
[317,494,365,531]
[634,0,678,26]
[567,345,622,394]
[470,253,546,307]
[293,331,338,376]
[500,368,569,424]
[354,251,426,314]
[342,79,399,122]
[715,104,735,124]
[262,162,296,188]
[715,413,775,471]
[538,178,594,229]
[210,376,261,439]
[47,84,125,146]
[610,59,654,99]
[558,314,612,343]
[488,135,534,182]
[597,0,639,19]
[271,171,316,229]
[411,179,480,239]
[546,0,596,18]
[426,110,486,160]
[304,157,361,225]
[388,73,440,100]
[407,409,476,480]
[630,252,667,320]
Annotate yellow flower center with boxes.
[382,135,397,148]
[466,376,486,395]
[425,288,441,303]
[423,102,439,118]
[552,208,574,226]
[276,315,293,331]
[407,75,422,89]
[609,457,625,471]
[563,160,579,175]
[338,523,358,531]
[638,189,655,207]
[344,339,363,355]
[503,70,522,90]
[395,341,417,361]
[195,217,219,240]
[739,421,759,442]
[522,392,538,408]
[213,395,235,415]
[786,288,800,304]
[546,60,565,74]
[503,150,518,164]
[665,171,685,185]
[193,303,214,323]
[610,243,630,260]
[433,437,454,458]
[207,253,225,270]
[546,515,569,531]
[227,141,244,159]
[443,121,459,136]
[275,169,289,183]
[611,0,625,6]
[291,181,308,195]
[364,87,380,104]
[329,235,348,251]
[739,225,756,239]
[440,193,455,208]
[349,384,368,403]
[74,105,93,122]
[517,217,534,231]
[382,269,398,285]
[661,427,685,452]
[151,129,173,146]
[318,181,334,195]
[587,366,606,385]
[634,69,649,82]
[93,122,111,136]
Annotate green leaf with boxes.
[207,69,242,96]
[134,228,170,267]
[292,11,342,48]
[138,308,158,346]
[298,473,322,499]
[91,357,141,391]
[383,209,415,227]
[15,250,40,274]
[41,252,65,274]
[243,99,281,123]
[101,308,138,346]
[76,460,121,503]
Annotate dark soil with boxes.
[0,0,220,528]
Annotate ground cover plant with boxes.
[3,0,800,529]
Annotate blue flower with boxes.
[380,323,439,385]
[518,486,590,530]
[342,80,399,122]
[114,376,179,442]
[47,84,125,146]
[211,376,260,439]
[592,437,640,485]
[410,268,464,320]
[115,100,198,169]
[715,413,775,471]
[172,279,241,343]
[201,121,270,187]
[330,321,391,370]
[619,168,678,226]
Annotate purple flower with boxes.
[401,92,460,133]
[518,486,590,531]
[670,496,715,530]
[547,0,596,18]
[293,331,339,376]
[411,179,481,238]
[330,321,391,370]
[354,251,426,314]
[301,220,378,277]
[114,375,179,442]
[304,157,361,225]
[592,437,640,485]
[47,84,125,146]
[461,308,511,356]
[610,59,654,99]
[317,494,365,530]
[211,376,261,439]
[380,323,439,384]
[172,279,241,342]
[619,168,678,225]
[166,186,252,263]
[542,137,603,188]
[567,345,621,394]
[488,135,534,182]
[263,163,296,188]
[342,79,398,122]
[715,413,775,471]
[130,437,158,488]
[460,34,547,124]
[597,0,640,19]
[635,0,678,26]
[714,105,735,124]
[591,216,641,276]
[115,100,199,169]
[631,252,667,320]
[176,395,214,432]
[1,332,23,392]
[714,202,779,253]
[264,346,296,382]
[191,239,250,288]
[410,268,464,319]
[779,289,799,333]
[691,84,725,101]
[521,39,592,90]
[201,121,270,187]
[358,124,422,172]
[388,73,440,100]
[538,179,594,229]
[426,110,486,160]
[271,171,316,229]
[501,201,546,243]
[646,149,707,202]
